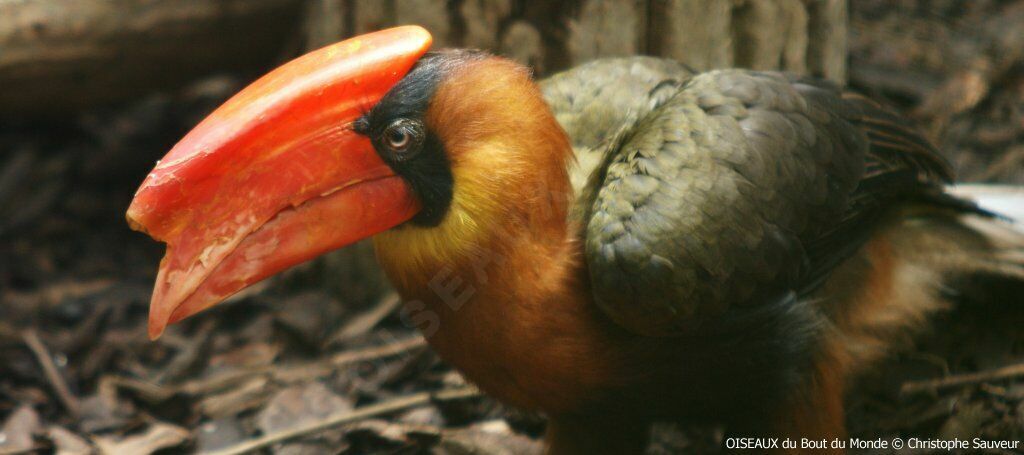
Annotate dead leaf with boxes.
[92,422,190,455]
[0,405,41,452]
[47,425,92,455]
[437,420,542,455]
[195,417,246,453]
[35,279,115,307]
[327,293,401,346]
[399,407,445,427]
[256,382,354,434]
[198,377,272,418]
[342,419,443,452]
[208,342,280,371]
[346,419,425,446]
[272,441,337,455]
[78,383,133,433]
[274,292,344,346]
[938,400,993,441]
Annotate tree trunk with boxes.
[0,0,305,116]
[0,0,845,112]
[304,0,847,81]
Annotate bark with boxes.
[1,0,845,115]
[304,0,848,81]
[0,0,304,115]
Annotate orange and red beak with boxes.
[127,26,432,339]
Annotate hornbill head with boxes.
[128,26,571,339]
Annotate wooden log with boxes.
[0,0,304,116]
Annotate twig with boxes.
[325,335,426,368]
[326,292,402,346]
[103,375,177,403]
[153,319,216,383]
[0,446,46,455]
[107,336,429,401]
[180,336,427,395]
[201,387,481,455]
[900,362,1024,396]
[22,329,80,416]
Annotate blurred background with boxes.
[1,1,1022,453]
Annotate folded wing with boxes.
[569,68,955,336]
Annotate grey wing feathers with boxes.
[540,57,695,192]
[581,70,884,336]
[541,56,694,149]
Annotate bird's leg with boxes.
[544,414,649,455]
[775,359,846,453]
[728,348,848,454]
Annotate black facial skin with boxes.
[354,50,487,227]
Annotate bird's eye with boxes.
[386,127,410,149]
[382,119,423,155]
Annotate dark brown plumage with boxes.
[130,30,1024,453]
[537,60,1022,452]
[370,55,1024,453]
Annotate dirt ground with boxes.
[1,1,1023,454]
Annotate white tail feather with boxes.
[948,184,1024,232]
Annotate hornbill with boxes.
[127,26,1024,453]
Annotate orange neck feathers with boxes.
[374,56,574,287]
[372,56,621,413]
